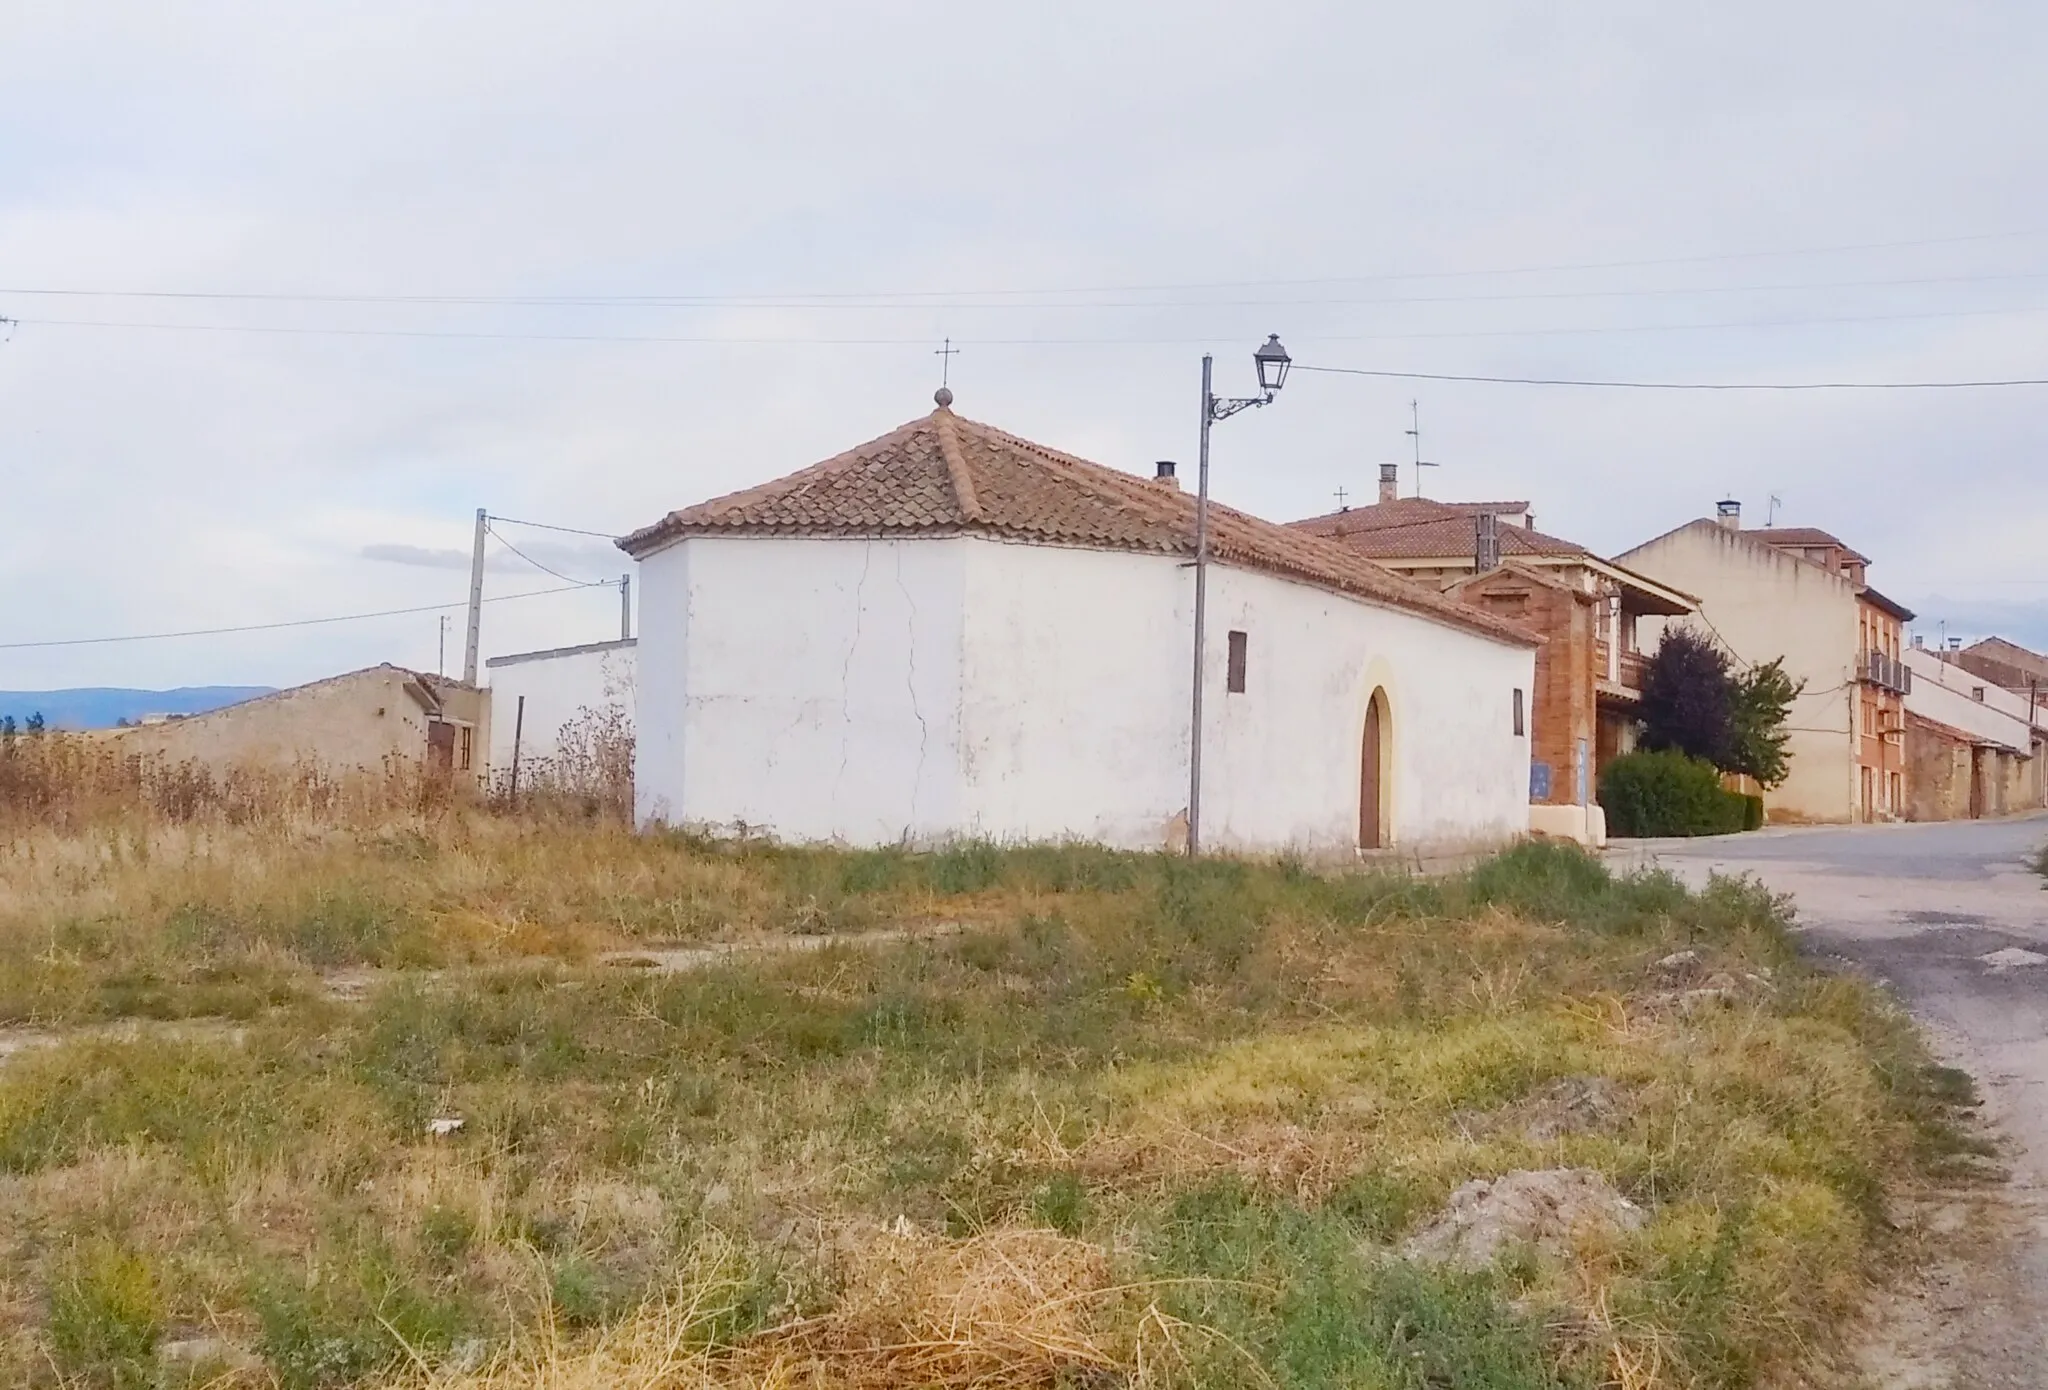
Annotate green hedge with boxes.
[1600,750,1758,838]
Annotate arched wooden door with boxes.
[1359,689,1389,849]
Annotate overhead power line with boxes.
[0,582,610,651]
[13,300,2048,346]
[485,522,611,587]
[0,226,2041,304]
[1293,364,2048,391]
[6,266,2048,311]
[486,515,621,541]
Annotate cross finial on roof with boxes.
[933,338,959,407]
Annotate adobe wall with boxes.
[1905,715,1973,821]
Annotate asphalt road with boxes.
[1629,816,2048,1386]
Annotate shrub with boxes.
[1600,751,1751,838]
[47,1240,164,1389]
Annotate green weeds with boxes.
[0,829,1979,1388]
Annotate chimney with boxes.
[1474,512,1501,571]
[1378,463,1399,504]
[1153,460,1179,490]
[1715,498,1742,530]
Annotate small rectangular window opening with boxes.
[1226,630,1248,693]
[1513,688,1526,736]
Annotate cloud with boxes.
[361,543,470,570]
[2,1,2045,690]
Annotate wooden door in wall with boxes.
[426,721,456,779]
[1359,689,1388,849]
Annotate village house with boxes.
[1617,504,1911,824]
[617,395,1540,856]
[113,664,488,786]
[1289,464,1697,844]
[1953,636,2048,705]
[1903,641,2048,819]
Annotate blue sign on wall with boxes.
[1530,761,1553,800]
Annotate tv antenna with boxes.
[1767,493,1784,526]
[1405,400,1439,498]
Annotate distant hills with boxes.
[0,687,274,731]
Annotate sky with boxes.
[2,1,2044,692]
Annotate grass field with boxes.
[0,796,1987,1388]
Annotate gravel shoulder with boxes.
[1622,815,2048,1388]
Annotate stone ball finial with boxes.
[934,386,954,408]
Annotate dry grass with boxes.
[403,1227,1191,1390]
[0,774,1987,1389]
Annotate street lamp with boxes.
[1187,333,1290,856]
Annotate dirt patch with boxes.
[0,1018,247,1065]
[597,922,965,975]
[1457,1076,1627,1144]
[1402,1168,1646,1272]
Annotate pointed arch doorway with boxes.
[1359,688,1390,849]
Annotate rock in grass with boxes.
[1403,1169,1645,1271]
[426,1117,465,1138]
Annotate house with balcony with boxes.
[1291,467,1697,842]
[1617,504,1913,823]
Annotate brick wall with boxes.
[1451,569,1595,805]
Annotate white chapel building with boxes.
[618,395,1538,856]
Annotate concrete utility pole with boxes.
[619,573,632,641]
[463,507,486,684]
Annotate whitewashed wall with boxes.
[956,542,1534,853]
[485,640,636,776]
[633,533,1534,855]
[1906,649,2036,752]
[634,536,967,839]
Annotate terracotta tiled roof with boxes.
[1288,497,1588,561]
[619,406,1537,646]
[1906,709,1996,747]
[1746,526,1871,564]
[1959,637,2048,689]
[1858,585,1915,622]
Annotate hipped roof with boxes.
[619,404,1537,646]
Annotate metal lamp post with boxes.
[1188,333,1291,856]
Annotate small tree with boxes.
[1727,658,1804,790]
[1638,628,1736,767]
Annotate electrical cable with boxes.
[7,267,2048,311]
[0,583,606,651]
[0,225,2041,304]
[1293,364,2048,391]
[15,300,2048,347]
[485,515,620,541]
[484,523,609,587]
